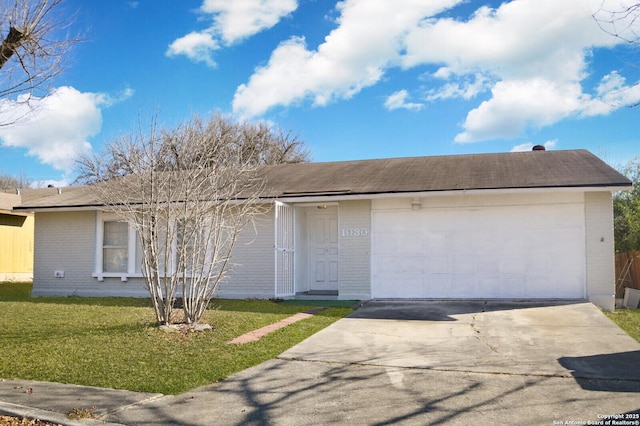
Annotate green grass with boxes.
[0,282,353,395]
[606,308,640,343]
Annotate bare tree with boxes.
[76,115,279,328]
[1,0,79,124]
[593,2,640,107]
[76,113,309,185]
[0,171,31,190]
[228,119,310,165]
[594,2,640,45]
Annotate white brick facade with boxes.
[32,211,147,297]
[216,208,276,299]
[338,200,371,299]
[29,192,618,310]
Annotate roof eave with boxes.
[275,184,632,203]
[0,209,32,217]
[12,204,104,213]
[11,183,632,211]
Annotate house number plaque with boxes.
[341,228,369,237]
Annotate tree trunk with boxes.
[0,27,24,70]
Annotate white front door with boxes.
[308,208,339,291]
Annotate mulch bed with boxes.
[0,416,61,426]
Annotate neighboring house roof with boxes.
[0,192,31,216]
[12,149,632,211]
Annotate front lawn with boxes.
[606,308,640,343]
[0,283,353,395]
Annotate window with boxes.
[94,212,211,281]
[94,212,140,281]
[102,221,128,273]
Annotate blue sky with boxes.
[1,0,639,186]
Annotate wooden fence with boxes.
[615,250,640,299]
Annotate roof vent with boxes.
[532,145,546,151]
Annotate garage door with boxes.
[372,203,585,299]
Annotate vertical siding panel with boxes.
[0,213,34,281]
[584,192,616,311]
[18,215,34,274]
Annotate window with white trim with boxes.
[103,221,128,273]
[94,212,141,281]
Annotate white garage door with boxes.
[372,203,586,299]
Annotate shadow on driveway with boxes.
[346,299,586,321]
[558,350,640,392]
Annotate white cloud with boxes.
[456,71,640,143]
[454,79,585,143]
[233,0,461,118]
[167,0,297,65]
[511,139,557,152]
[384,90,423,111]
[33,178,72,189]
[0,86,127,172]
[403,0,639,142]
[201,0,298,44]
[426,73,491,102]
[232,0,640,143]
[402,0,617,80]
[166,31,219,67]
[582,71,640,115]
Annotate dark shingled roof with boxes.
[13,149,632,210]
[259,149,631,197]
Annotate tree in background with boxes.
[594,5,640,250]
[593,3,640,108]
[614,156,640,252]
[76,114,307,328]
[76,114,309,185]
[0,172,30,191]
[594,3,640,46]
[1,0,79,124]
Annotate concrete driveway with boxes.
[105,300,640,425]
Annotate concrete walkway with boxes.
[1,301,639,425]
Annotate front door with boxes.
[308,207,339,292]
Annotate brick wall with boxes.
[33,210,150,297]
[338,200,371,299]
[216,208,276,298]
